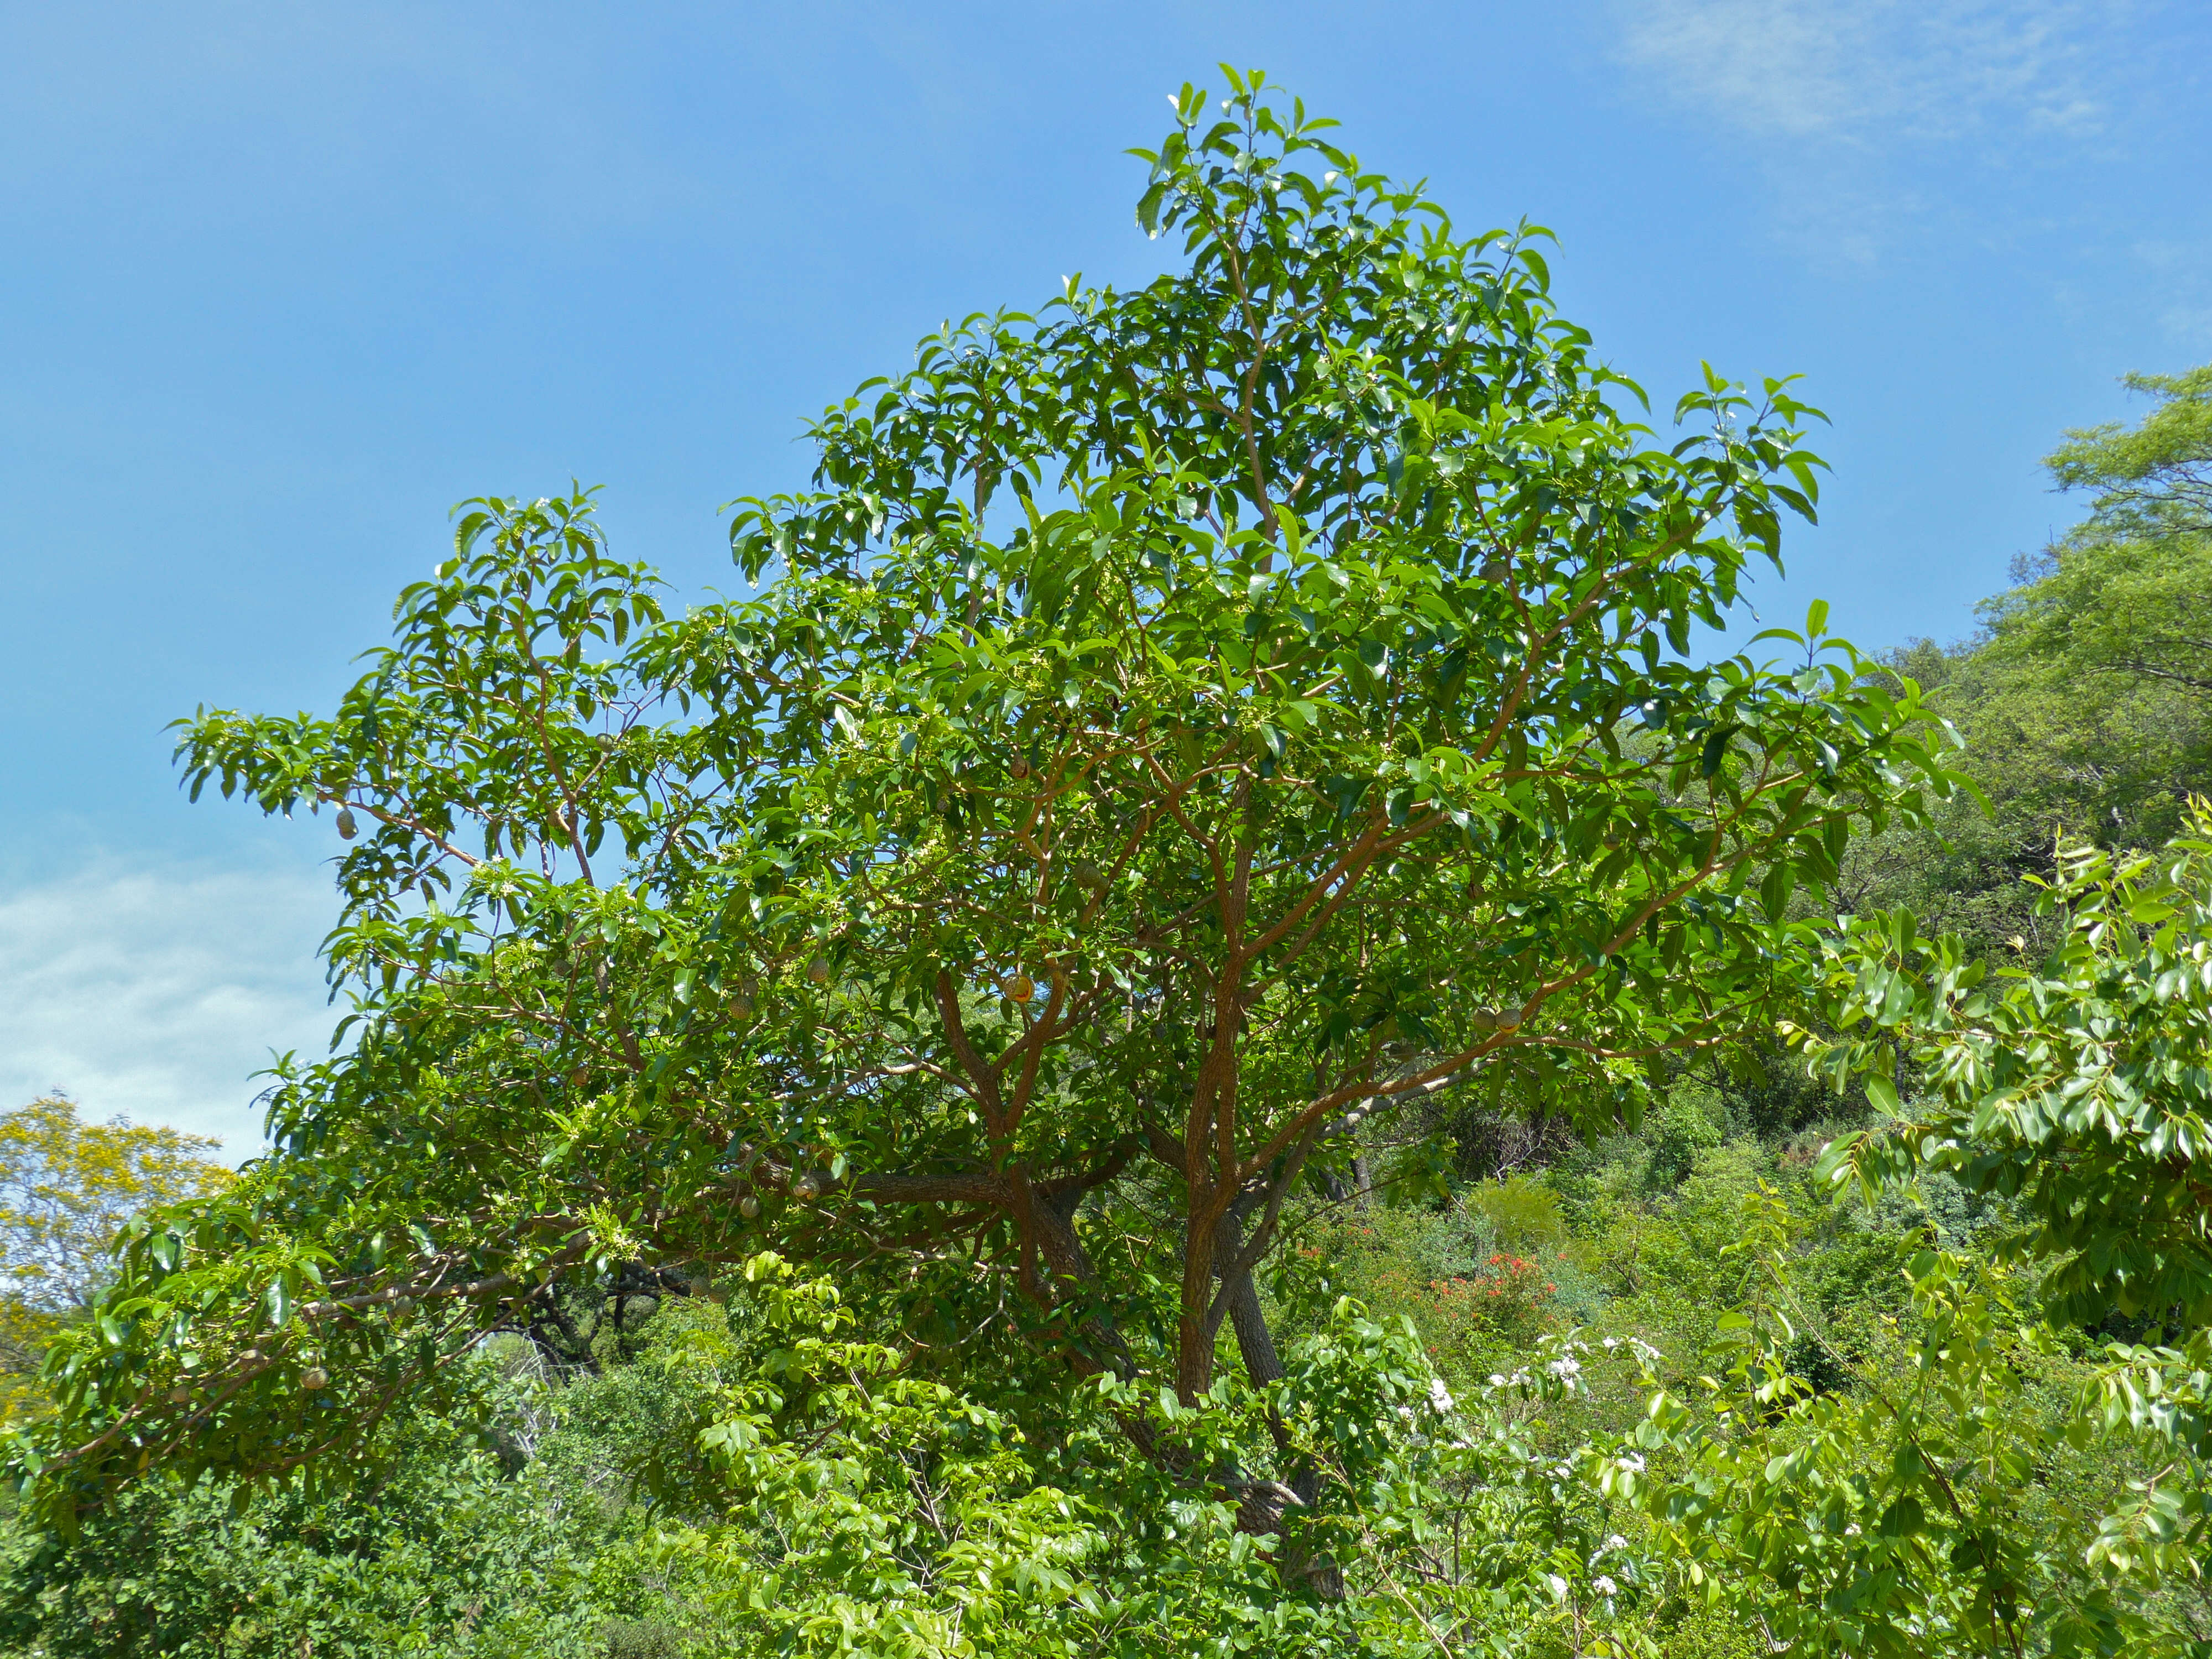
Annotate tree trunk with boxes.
[1214,1206,1344,1599]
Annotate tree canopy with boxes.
[1981,364,2212,702]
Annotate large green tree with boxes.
[25,72,1954,1556]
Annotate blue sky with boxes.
[3,0,2206,1150]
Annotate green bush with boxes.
[1467,1174,1569,1256]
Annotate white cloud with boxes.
[1606,0,2164,267]
[0,854,340,1157]
[1613,0,2120,143]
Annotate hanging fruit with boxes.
[1010,757,1031,780]
[1001,973,1036,1004]
[335,806,358,840]
[739,1194,760,1220]
[168,1385,191,1405]
[727,991,755,1020]
[1072,859,1107,892]
[1495,1005,1524,1030]
[806,955,831,984]
[302,1366,330,1391]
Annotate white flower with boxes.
[1593,1575,1619,1597]
[1617,1453,1646,1474]
[1488,1373,1507,1388]
[1428,1378,1455,1413]
[1605,1533,1627,1553]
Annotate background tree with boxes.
[1984,364,2212,701]
[0,1097,229,1422]
[1839,365,2212,961]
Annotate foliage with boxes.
[1602,1188,2133,1657]
[1812,812,2212,1329]
[1983,364,2212,701]
[1841,363,2212,961]
[23,69,1954,1588]
[667,1266,1674,1659]
[1466,1175,1569,1257]
[33,72,2212,1659]
[0,1098,230,1422]
[2,1258,1665,1659]
[3,1315,693,1658]
[1589,808,2212,1655]
[0,1098,231,1317]
[1288,1203,1583,1386]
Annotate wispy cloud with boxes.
[0,855,338,1156]
[1615,0,2117,143]
[1606,0,2170,268]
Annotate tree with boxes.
[1816,373,2212,963]
[1984,363,2212,700]
[0,1097,230,1421]
[26,70,1955,1566]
